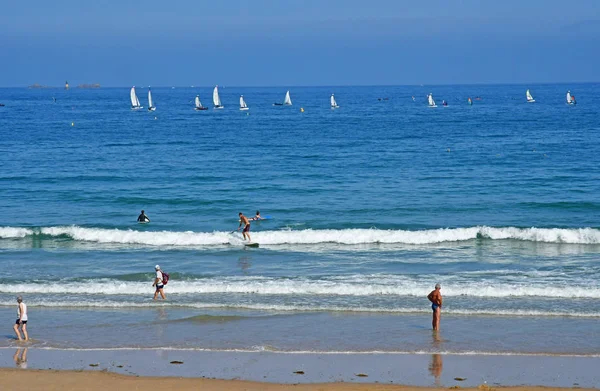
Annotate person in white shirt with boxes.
[152,265,166,300]
[13,296,28,341]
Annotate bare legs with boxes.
[242,229,251,241]
[432,307,441,330]
[13,322,28,341]
[153,287,166,300]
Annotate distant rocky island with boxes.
[26,83,101,89]
[28,83,51,89]
[77,83,101,89]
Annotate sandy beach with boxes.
[1,368,597,391]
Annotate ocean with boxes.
[0,84,599,356]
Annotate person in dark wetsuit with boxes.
[427,283,443,330]
[137,210,150,223]
[250,210,263,221]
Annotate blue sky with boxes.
[1,0,599,86]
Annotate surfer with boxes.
[137,210,150,223]
[250,211,264,221]
[427,283,442,331]
[237,212,251,241]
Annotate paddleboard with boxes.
[244,242,259,248]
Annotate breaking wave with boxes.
[1,225,600,246]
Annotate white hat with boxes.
[155,265,160,270]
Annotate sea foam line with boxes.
[1,346,596,357]
[0,300,598,318]
[2,278,599,298]
[1,225,600,245]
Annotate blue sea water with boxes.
[0,84,599,355]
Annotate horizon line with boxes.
[2,81,599,89]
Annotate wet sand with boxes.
[0,348,598,389]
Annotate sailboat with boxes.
[148,87,156,111]
[330,94,339,109]
[274,90,292,106]
[239,95,249,111]
[468,97,473,106]
[213,85,224,109]
[130,86,142,110]
[526,89,535,103]
[194,95,208,110]
[427,93,437,108]
[566,91,576,105]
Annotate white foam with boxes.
[6,346,598,357]
[0,227,33,238]
[3,225,600,246]
[0,300,598,318]
[2,276,599,298]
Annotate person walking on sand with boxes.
[237,212,251,241]
[13,296,29,341]
[427,283,442,330]
[152,265,166,300]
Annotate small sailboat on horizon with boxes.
[566,91,577,105]
[194,95,208,110]
[274,90,292,106]
[330,94,339,109]
[213,85,224,109]
[239,95,249,111]
[148,87,156,111]
[468,97,473,105]
[526,89,535,103]
[130,86,143,110]
[428,93,437,108]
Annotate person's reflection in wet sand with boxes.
[429,331,443,386]
[13,348,28,369]
[429,353,443,386]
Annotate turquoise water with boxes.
[0,85,599,354]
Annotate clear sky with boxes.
[1,0,599,87]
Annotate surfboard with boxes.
[244,242,259,248]
[138,220,150,224]
[251,215,272,221]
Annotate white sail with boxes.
[130,87,141,108]
[148,89,154,109]
[239,95,249,110]
[330,94,338,108]
[284,90,292,105]
[526,89,535,102]
[213,85,222,108]
[195,96,202,109]
[428,93,436,107]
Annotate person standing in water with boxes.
[237,212,251,241]
[137,210,150,223]
[13,296,28,341]
[427,283,442,331]
[152,265,166,300]
[250,210,264,221]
